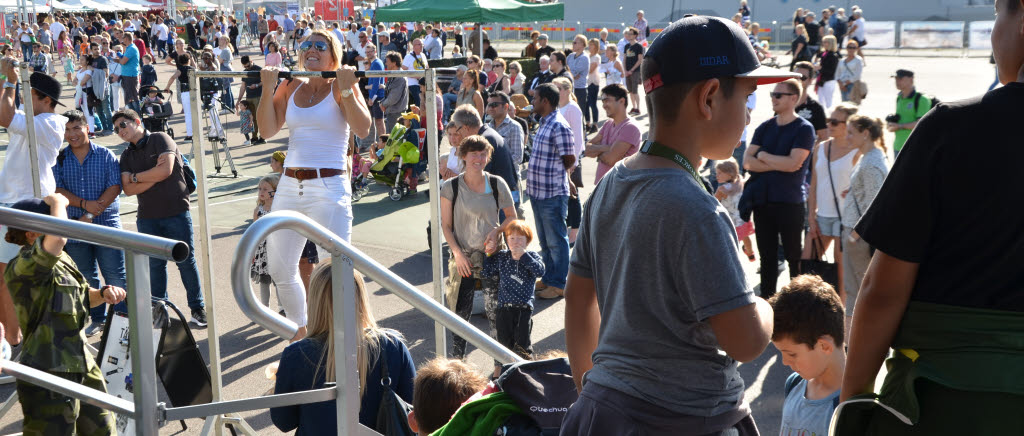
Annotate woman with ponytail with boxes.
[837,115,888,333]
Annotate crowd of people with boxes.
[1,0,1023,434]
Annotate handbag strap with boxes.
[377,341,392,387]
[825,141,843,224]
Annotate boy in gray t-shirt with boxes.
[561,15,797,436]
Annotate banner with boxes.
[900,21,964,49]
[863,21,896,49]
[968,20,994,49]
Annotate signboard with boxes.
[900,21,964,49]
[287,2,299,17]
[968,20,994,49]
[98,312,161,436]
[863,21,896,49]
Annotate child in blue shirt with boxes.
[483,219,544,360]
[769,275,847,436]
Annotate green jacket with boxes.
[431,392,523,436]
[833,301,1024,434]
[4,240,94,373]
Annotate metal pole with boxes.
[126,251,159,436]
[561,19,565,50]
[332,256,360,436]
[187,68,227,436]
[424,67,445,358]
[20,63,40,198]
[478,22,482,58]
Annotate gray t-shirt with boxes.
[780,378,839,435]
[570,163,756,417]
[440,174,514,253]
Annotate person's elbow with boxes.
[709,300,773,363]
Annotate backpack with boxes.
[784,372,840,409]
[899,91,939,112]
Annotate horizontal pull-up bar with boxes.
[194,68,457,80]
[0,207,188,262]
[1,360,136,416]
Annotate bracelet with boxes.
[80,198,85,209]
[99,285,108,299]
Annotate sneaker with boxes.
[88,132,96,139]
[184,136,193,142]
[242,140,251,146]
[279,309,286,317]
[85,320,105,337]
[537,287,564,299]
[254,138,266,145]
[535,280,547,291]
[190,308,208,328]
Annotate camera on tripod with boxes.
[199,77,222,110]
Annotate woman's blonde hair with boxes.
[257,173,280,207]
[551,77,576,103]
[588,38,600,54]
[299,29,345,72]
[306,261,394,396]
[795,24,807,35]
[848,114,887,152]
[832,102,859,119]
[822,35,838,53]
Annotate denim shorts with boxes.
[816,215,842,237]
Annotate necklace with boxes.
[306,82,328,104]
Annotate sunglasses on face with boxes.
[299,41,329,52]
[113,120,132,134]
[799,75,810,81]
[827,118,847,126]
[487,102,503,108]
[770,92,796,99]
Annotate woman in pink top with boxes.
[584,84,642,184]
[265,41,282,67]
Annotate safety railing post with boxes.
[126,251,159,436]
[19,62,40,198]
[332,255,360,435]
[188,69,228,436]
[424,68,446,358]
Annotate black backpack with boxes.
[901,91,940,112]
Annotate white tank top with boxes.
[283,83,350,170]
[814,142,857,218]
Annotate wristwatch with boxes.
[83,212,95,220]
[340,88,354,98]
[131,173,138,183]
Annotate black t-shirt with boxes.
[91,55,108,71]
[534,45,555,61]
[796,97,827,133]
[792,35,808,59]
[805,22,821,45]
[819,51,839,82]
[119,132,190,219]
[483,46,498,60]
[479,125,519,191]
[623,42,644,71]
[177,64,193,90]
[856,83,1024,311]
[241,64,262,96]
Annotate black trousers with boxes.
[450,275,476,359]
[753,202,804,298]
[574,87,590,124]
[496,306,533,360]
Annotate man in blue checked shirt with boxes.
[364,44,387,141]
[52,110,128,336]
[527,83,577,300]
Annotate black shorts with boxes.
[301,240,319,264]
[371,101,384,119]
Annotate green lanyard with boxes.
[639,140,708,192]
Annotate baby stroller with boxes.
[370,122,422,201]
[139,85,175,138]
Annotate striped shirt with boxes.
[526,111,574,200]
[52,142,123,238]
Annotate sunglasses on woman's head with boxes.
[299,41,329,52]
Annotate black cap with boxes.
[893,69,914,78]
[643,15,799,94]
[30,72,65,107]
[10,198,50,215]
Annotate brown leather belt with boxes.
[283,168,346,181]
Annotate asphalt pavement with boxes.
[0,39,995,434]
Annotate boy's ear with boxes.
[817,335,836,354]
[694,78,720,121]
[407,409,419,433]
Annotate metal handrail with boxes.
[1,361,135,416]
[0,207,188,262]
[229,210,525,365]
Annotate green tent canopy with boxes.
[375,0,563,23]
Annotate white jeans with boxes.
[266,174,352,327]
[75,90,95,133]
[818,80,838,110]
[180,91,194,136]
[110,82,123,111]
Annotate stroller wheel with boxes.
[389,188,402,201]
[167,128,175,139]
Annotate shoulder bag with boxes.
[799,142,840,289]
[374,344,415,436]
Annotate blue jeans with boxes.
[21,43,31,61]
[135,211,205,310]
[409,84,421,108]
[95,99,113,131]
[442,93,458,123]
[64,242,128,323]
[531,195,569,289]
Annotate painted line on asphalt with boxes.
[741,353,777,401]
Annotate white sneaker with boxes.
[242,140,251,146]
[85,321,105,337]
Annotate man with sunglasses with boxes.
[0,63,69,348]
[115,109,208,328]
[744,78,815,298]
[792,61,829,143]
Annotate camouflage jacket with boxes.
[4,240,95,373]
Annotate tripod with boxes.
[201,90,238,177]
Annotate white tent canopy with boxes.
[181,0,220,10]
[107,0,148,11]
[119,0,163,9]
